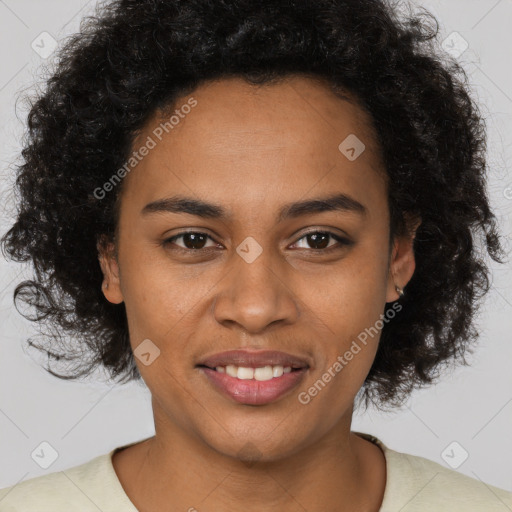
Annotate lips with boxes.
[196,349,311,370]
[199,366,308,405]
[196,349,311,405]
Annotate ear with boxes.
[97,235,124,304]
[386,214,422,303]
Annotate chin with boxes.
[197,421,312,465]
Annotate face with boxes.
[99,75,418,462]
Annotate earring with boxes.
[103,282,109,290]
[395,284,404,297]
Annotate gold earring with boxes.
[395,284,404,297]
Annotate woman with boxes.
[0,0,510,510]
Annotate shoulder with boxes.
[0,449,136,512]
[366,434,512,512]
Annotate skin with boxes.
[98,74,421,512]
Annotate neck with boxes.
[114,407,386,512]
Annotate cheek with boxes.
[300,289,383,416]
[297,248,387,388]
[303,251,388,334]
[119,243,213,334]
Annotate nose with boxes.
[211,247,300,334]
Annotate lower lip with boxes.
[198,367,308,405]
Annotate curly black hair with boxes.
[1,0,507,411]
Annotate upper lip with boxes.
[197,349,310,369]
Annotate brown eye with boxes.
[304,232,330,250]
[292,231,352,251]
[163,232,217,251]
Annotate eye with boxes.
[290,231,353,252]
[162,230,353,254]
[163,232,219,252]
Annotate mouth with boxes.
[196,349,310,405]
[196,364,304,379]
[196,349,310,372]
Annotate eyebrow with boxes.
[141,193,368,221]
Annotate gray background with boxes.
[0,0,511,494]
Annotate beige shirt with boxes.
[0,432,510,511]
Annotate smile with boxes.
[212,364,293,380]
[197,365,308,405]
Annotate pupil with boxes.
[308,232,329,249]
[184,233,206,250]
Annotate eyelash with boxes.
[162,230,353,255]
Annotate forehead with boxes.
[122,75,388,220]
[153,74,381,157]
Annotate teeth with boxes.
[217,364,296,380]
[237,367,254,380]
[272,365,283,378]
[226,365,238,378]
[254,366,273,381]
